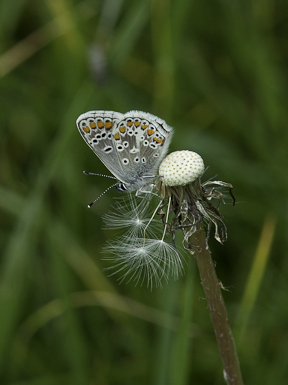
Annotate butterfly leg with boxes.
[136,185,161,200]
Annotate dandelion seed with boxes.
[104,236,183,288]
[103,193,160,238]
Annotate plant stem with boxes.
[190,224,244,385]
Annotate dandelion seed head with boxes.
[159,150,205,186]
[157,151,234,247]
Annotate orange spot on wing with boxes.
[89,122,96,129]
[114,132,120,140]
[134,121,140,127]
[153,137,162,143]
[161,139,165,146]
[97,121,104,129]
[83,126,90,133]
[105,121,112,129]
[141,124,148,130]
[126,120,133,127]
[119,126,126,133]
[148,129,155,136]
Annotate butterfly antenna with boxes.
[83,171,117,180]
[87,183,118,208]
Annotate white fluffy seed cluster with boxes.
[159,150,205,186]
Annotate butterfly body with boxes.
[76,110,173,192]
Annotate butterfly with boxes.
[76,110,173,200]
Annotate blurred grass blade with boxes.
[0,82,94,367]
[151,0,174,116]
[0,186,25,216]
[48,225,89,385]
[237,214,276,342]
[13,290,198,355]
[0,0,97,77]
[108,0,150,67]
[0,0,26,38]
[154,279,180,385]
[171,260,195,385]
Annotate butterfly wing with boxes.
[111,111,173,189]
[76,110,173,191]
[76,110,125,181]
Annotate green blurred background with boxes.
[1,0,287,384]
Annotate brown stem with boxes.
[190,224,244,385]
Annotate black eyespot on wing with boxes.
[103,146,113,153]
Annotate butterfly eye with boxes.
[115,182,128,192]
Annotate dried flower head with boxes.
[159,150,205,186]
[157,150,235,249]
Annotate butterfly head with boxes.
[115,181,129,192]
